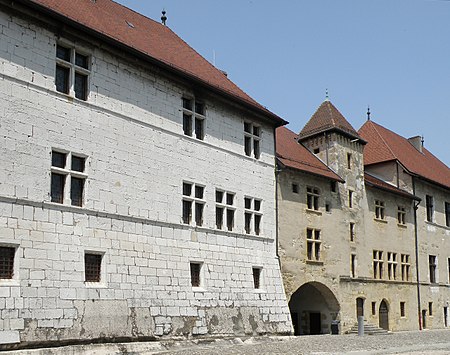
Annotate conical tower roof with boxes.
[299,100,363,142]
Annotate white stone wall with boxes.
[0,7,292,346]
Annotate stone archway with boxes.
[288,282,340,335]
[379,299,389,330]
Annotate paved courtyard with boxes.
[7,329,450,354]
[155,329,450,355]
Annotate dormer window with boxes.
[244,122,261,159]
[182,98,205,140]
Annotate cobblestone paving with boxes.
[155,329,450,355]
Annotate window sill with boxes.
[306,209,322,216]
[374,218,388,224]
[192,287,206,292]
[306,260,323,265]
[0,279,20,287]
[85,282,107,288]
[397,223,407,228]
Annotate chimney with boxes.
[408,135,423,153]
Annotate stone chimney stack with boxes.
[408,136,423,153]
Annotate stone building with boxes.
[277,100,450,335]
[0,0,292,348]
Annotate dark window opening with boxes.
[195,102,204,115]
[85,253,101,282]
[216,207,223,229]
[313,148,320,154]
[52,151,67,168]
[347,153,352,169]
[292,183,299,194]
[183,114,192,136]
[71,156,85,172]
[372,302,376,315]
[70,177,84,207]
[226,193,234,205]
[426,195,434,222]
[183,182,192,196]
[350,223,355,242]
[74,72,88,100]
[400,302,405,317]
[182,200,192,224]
[330,181,337,192]
[254,214,261,236]
[351,254,356,277]
[75,52,89,69]
[195,117,204,140]
[226,209,234,231]
[0,247,15,279]
[195,202,204,226]
[253,139,260,159]
[182,98,192,110]
[429,302,433,316]
[445,202,450,227]
[190,262,201,287]
[56,45,71,61]
[195,185,204,199]
[55,65,70,94]
[51,173,65,204]
[253,267,261,289]
[244,136,251,156]
[245,212,251,234]
[429,255,437,284]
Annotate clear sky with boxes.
[116,0,449,166]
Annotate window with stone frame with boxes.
[351,254,356,278]
[0,247,15,280]
[306,228,321,261]
[84,253,102,283]
[51,150,87,207]
[306,187,320,211]
[429,255,437,284]
[373,250,383,279]
[215,189,235,231]
[348,190,354,208]
[252,267,262,289]
[400,302,406,317]
[182,98,205,140]
[182,182,205,226]
[347,152,352,169]
[426,195,434,222]
[401,254,411,281]
[190,262,202,287]
[349,222,355,242]
[397,206,406,225]
[55,44,90,100]
[375,200,385,220]
[387,252,398,280]
[244,122,261,159]
[244,197,262,235]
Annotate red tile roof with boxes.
[24,0,285,125]
[364,173,420,200]
[299,100,363,141]
[359,120,450,190]
[276,127,344,182]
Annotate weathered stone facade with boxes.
[0,1,292,348]
[277,101,450,335]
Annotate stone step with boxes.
[346,322,391,335]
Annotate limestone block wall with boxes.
[0,6,292,347]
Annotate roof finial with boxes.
[161,9,167,25]
[367,105,371,121]
[421,135,424,147]
[325,88,329,101]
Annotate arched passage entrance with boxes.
[289,282,340,335]
[379,299,389,330]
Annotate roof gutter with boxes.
[277,158,345,183]
[15,0,287,127]
[364,180,421,201]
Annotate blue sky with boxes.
[116,0,449,166]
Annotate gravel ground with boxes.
[154,329,450,355]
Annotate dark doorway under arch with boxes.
[289,282,340,335]
[379,300,389,330]
[356,297,364,317]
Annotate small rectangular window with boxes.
[70,177,84,207]
[195,202,204,226]
[51,173,65,203]
[292,183,299,194]
[226,209,234,231]
[190,262,201,287]
[0,247,15,279]
[252,267,261,289]
[400,302,406,317]
[347,153,352,169]
[182,200,192,224]
[71,156,86,172]
[244,122,261,159]
[372,302,376,315]
[55,45,90,100]
[330,181,337,193]
[429,255,437,284]
[350,223,355,242]
[216,206,224,229]
[244,212,251,234]
[351,254,356,278]
[52,151,67,168]
[348,190,353,208]
[84,253,102,282]
[398,206,406,225]
[429,302,433,316]
[182,98,205,140]
[375,200,385,220]
[426,195,434,222]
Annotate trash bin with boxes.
[331,320,340,335]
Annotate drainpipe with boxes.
[412,176,422,330]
